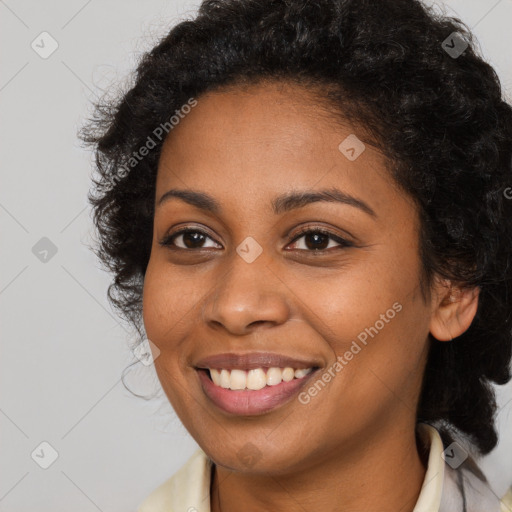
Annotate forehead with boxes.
[156,81,406,218]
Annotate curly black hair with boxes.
[80,0,512,457]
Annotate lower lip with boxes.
[197,368,319,416]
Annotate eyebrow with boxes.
[157,187,377,218]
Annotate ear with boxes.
[429,277,480,342]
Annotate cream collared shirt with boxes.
[137,424,512,512]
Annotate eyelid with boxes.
[159,224,221,249]
[286,226,353,251]
[287,223,355,244]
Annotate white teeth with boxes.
[220,369,230,389]
[210,368,221,386]
[246,369,267,390]
[266,367,282,386]
[207,366,314,390]
[229,369,247,390]
[294,368,313,379]
[282,367,295,382]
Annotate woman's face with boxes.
[143,81,433,472]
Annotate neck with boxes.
[210,421,428,512]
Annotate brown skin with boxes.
[142,80,479,512]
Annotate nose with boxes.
[201,251,291,335]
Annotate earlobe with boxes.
[429,280,480,342]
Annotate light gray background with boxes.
[1,0,511,510]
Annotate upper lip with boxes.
[194,352,321,371]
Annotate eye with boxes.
[159,228,221,250]
[287,227,353,252]
[159,226,353,252]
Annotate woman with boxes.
[81,0,512,510]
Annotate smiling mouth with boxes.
[199,366,318,390]
[196,365,321,416]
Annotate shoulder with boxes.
[137,447,213,512]
[416,423,510,512]
[500,486,512,512]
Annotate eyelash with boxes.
[159,225,353,252]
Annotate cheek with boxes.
[142,266,171,342]
[142,262,201,411]
[304,243,429,406]
[321,288,429,421]
[142,259,200,344]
